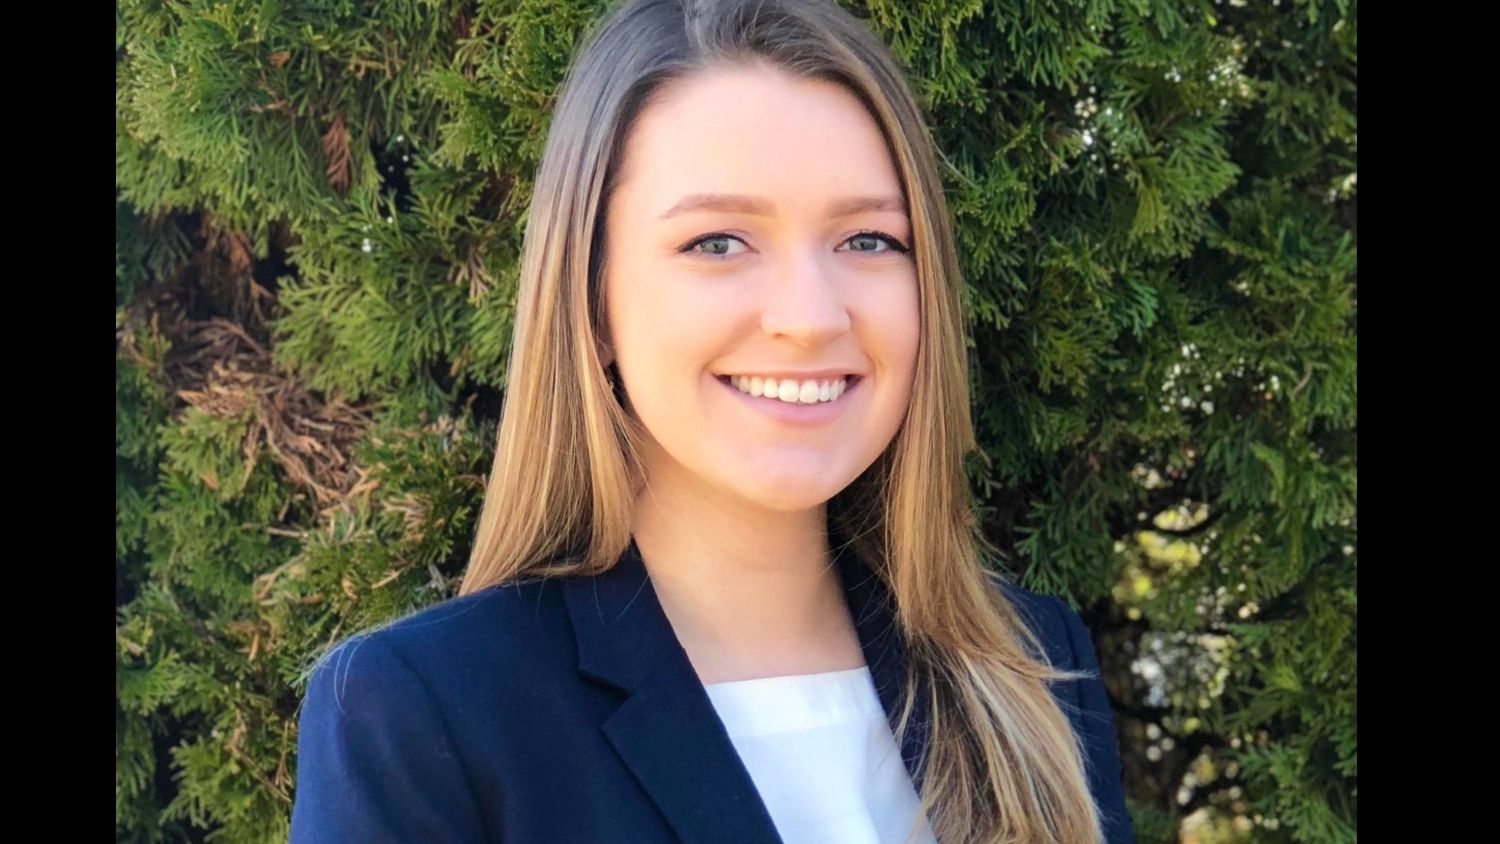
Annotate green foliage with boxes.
[117,1,1355,840]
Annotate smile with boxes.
[713,374,864,426]
[721,374,855,404]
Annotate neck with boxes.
[630,448,863,683]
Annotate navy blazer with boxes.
[289,539,1134,843]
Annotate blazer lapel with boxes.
[561,532,930,844]
[562,539,782,844]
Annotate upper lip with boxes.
[715,369,864,380]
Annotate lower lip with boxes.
[715,375,863,427]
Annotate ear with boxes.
[596,338,615,370]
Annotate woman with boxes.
[290,0,1134,841]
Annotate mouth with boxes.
[714,374,864,404]
[710,373,864,427]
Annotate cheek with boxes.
[610,283,727,373]
[606,255,752,375]
[604,275,742,421]
[858,281,921,440]
[606,244,677,365]
[866,279,921,379]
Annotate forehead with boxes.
[612,64,903,212]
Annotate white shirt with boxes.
[703,666,939,844]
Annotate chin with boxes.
[727,476,846,513]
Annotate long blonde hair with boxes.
[461,1,1104,840]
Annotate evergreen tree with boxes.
[117,2,1355,840]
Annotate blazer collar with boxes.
[561,532,930,844]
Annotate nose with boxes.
[759,252,851,348]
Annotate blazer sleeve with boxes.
[289,633,487,843]
[1052,597,1136,844]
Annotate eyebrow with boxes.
[658,193,908,220]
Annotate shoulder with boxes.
[290,582,568,841]
[982,570,1086,671]
[301,575,573,713]
[983,571,1137,842]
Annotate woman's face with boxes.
[601,63,920,514]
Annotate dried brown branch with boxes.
[321,111,352,195]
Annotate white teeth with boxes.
[726,375,851,404]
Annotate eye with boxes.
[678,230,911,259]
[838,230,910,255]
[680,233,748,258]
